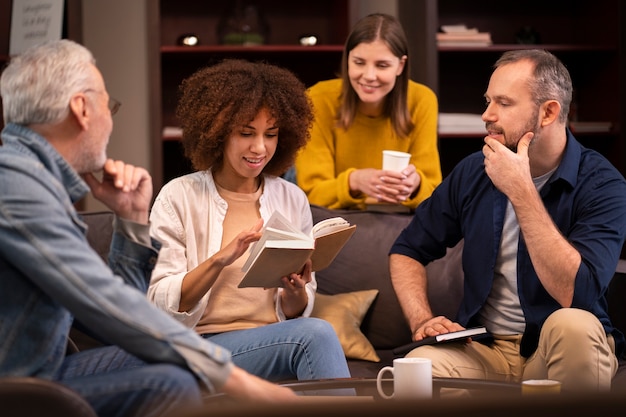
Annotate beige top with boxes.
[196,183,279,334]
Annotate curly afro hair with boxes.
[176,59,314,176]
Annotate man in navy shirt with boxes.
[390,49,626,392]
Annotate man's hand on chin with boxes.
[82,158,153,223]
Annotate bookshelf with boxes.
[149,0,349,189]
[399,0,624,178]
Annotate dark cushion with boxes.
[311,205,413,348]
[81,211,114,262]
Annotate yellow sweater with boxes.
[295,78,442,210]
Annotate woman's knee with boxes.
[297,317,340,344]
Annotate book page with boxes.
[264,227,311,242]
[312,217,350,238]
[242,212,309,272]
[265,211,305,237]
[242,238,314,275]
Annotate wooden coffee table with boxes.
[280,376,521,399]
[194,385,625,417]
[202,377,521,405]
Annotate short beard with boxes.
[504,109,540,152]
[73,149,107,175]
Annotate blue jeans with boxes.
[55,346,201,417]
[203,317,351,381]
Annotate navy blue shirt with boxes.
[391,130,626,358]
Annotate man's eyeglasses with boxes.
[108,97,121,116]
[83,89,121,116]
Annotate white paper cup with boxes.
[521,379,562,395]
[382,150,411,172]
[376,357,432,400]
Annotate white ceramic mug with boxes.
[376,357,432,400]
[382,150,411,172]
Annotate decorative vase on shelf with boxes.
[217,2,269,46]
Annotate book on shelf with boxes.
[436,32,492,43]
[438,113,486,135]
[238,211,357,288]
[437,24,492,47]
[440,24,479,34]
[392,326,491,356]
[437,35,492,47]
[437,41,493,48]
[162,126,183,139]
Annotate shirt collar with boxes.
[545,127,581,189]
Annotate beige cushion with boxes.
[311,290,380,362]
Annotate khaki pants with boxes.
[406,308,618,392]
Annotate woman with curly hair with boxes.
[147,59,351,382]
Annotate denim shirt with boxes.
[391,129,626,358]
[0,124,232,391]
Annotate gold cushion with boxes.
[311,290,380,362]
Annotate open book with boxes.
[392,326,491,356]
[238,211,357,288]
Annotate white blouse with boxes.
[148,170,317,328]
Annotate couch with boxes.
[77,208,626,389]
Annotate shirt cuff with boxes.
[114,216,152,247]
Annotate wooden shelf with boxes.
[164,130,626,142]
[439,133,484,139]
[438,44,618,53]
[161,45,343,54]
[439,130,619,139]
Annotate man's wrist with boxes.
[114,216,152,246]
